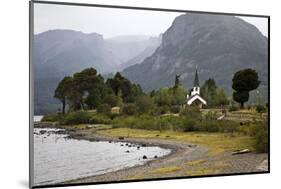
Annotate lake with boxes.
[33,115,43,122]
[33,128,171,186]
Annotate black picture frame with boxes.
[29,1,270,188]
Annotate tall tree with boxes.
[154,87,172,106]
[232,69,260,108]
[106,72,143,103]
[201,78,218,106]
[172,86,187,105]
[54,76,72,114]
[174,75,181,89]
[136,95,154,114]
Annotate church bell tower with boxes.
[191,68,200,96]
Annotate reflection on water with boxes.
[34,128,171,186]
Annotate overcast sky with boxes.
[34,3,268,38]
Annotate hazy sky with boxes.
[34,3,268,38]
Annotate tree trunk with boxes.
[240,102,244,109]
[62,99,66,114]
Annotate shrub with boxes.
[254,127,268,153]
[97,103,111,115]
[149,106,162,116]
[229,106,238,112]
[253,119,268,153]
[112,115,181,131]
[122,103,138,115]
[183,119,239,133]
[157,105,169,115]
[42,113,64,122]
[256,105,266,113]
[109,112,120,120]
[61,111,92,125]
[181,118,197,132]
[136,95,154,114]
[204,111,218,120]
[180,106,201,120]
[89,115,111,124]
[170,105,181,114]
[112,116,138,129]
[103,95,119,107]
[135,116,159,130]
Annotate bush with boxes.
[253,119,268,153]
[97,103,111,115]
[42,113,64,122]
[239,118,268,153]
[256,105,266,113]
[170,105,181,114]
[122,103,138,115]
[229,106,238,112]
[149,106,162,116]
[109,112,120,120]
[112,116,138,129]
[180,106,201,120]
[136,95,154,114]
[112,115,182,131]
[239,123,258,136]
[181,118,197,131]
[103,95,119,107]
[204,111,218,120]
[181,119,239,133]
[61,111,92,125]
[89,115,111,124]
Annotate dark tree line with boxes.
[54,68,143,114]
[200,78,229,107]
[54,67,261,114]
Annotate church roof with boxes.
[187,94,207,105]
[194,68,200,87]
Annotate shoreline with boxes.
[34,122,208,185]
[63,132,207,185]
[34,122,268,186]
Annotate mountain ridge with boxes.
[122,13,268,93]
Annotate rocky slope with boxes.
[122,13,268,92]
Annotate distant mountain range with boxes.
[33,30,160,114]
[34,13,268,114]
[122,13,268,92]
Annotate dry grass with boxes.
[97,128,255,156]
[151,166,182,174]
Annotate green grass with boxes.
[97,128,255,156]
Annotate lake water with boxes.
[33,115,43,122]
[33,128,171,186]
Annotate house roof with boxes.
[187,94,207,105]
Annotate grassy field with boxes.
[97,128,254,156]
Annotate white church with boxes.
[186,68,207,108]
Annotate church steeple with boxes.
[191,67,200,96]
[193,67,200,87]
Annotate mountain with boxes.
[34,30,122,77]
[105,35,161,64]
[118,45,158,71]
[34,29,122,114]
[33,30,160,114]
[122,13,268,94]
[117,36,162,71]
